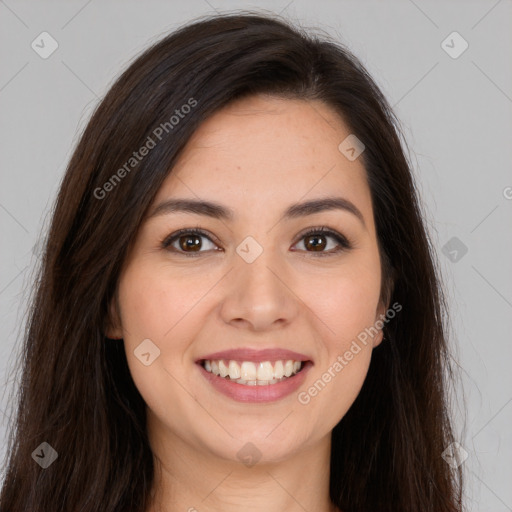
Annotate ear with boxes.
[372,300,388,348]
[373,265,395,348]
[105,294,123,340]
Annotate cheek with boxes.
[329,282,380,344]
[309,259,381,415]
[116,264,199,409]
[298,276,378,425]
[118,261,207,341]
[309,262,382,347]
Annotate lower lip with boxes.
[197,361,313,403]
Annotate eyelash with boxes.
[160,226,353,257]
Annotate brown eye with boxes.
[177,234,202,252]
[293,227,352,256]
[161,226,352,258]
[162,228,219,255]
[303,234,327,252]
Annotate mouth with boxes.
[198,358,312,386]
[196,357,313,403]
[194,348,313,402]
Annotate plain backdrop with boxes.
[1,1,511,510]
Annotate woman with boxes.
[0,11,464,512]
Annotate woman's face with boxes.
[108,94,388,464]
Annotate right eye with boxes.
[161,228,221,256]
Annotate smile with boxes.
[201,359,303,386]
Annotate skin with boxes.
[107,94,388,512]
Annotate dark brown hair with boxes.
[0,10,464,511]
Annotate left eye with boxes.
[293,229,349,254]
[161,227,352,256]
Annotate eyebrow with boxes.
[148,196,366,227]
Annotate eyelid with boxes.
[292,226,353,254]
[161,227,220,254]
[161,225,353,255]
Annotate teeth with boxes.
[228,360,241,379]
[218,360,229,378]
[273,360,284,379]
[257,361,274,381]
[202,359,304,385]
[240,362,257,381]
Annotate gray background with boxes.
[1,0,511,510]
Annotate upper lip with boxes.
[196,348,312,363]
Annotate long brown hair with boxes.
[0,11,464,511]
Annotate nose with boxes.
[219,246,300,332]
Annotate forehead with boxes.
[153,94,372,222]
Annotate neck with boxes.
[145,413,339,512]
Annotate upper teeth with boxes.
[203,359,302,381]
